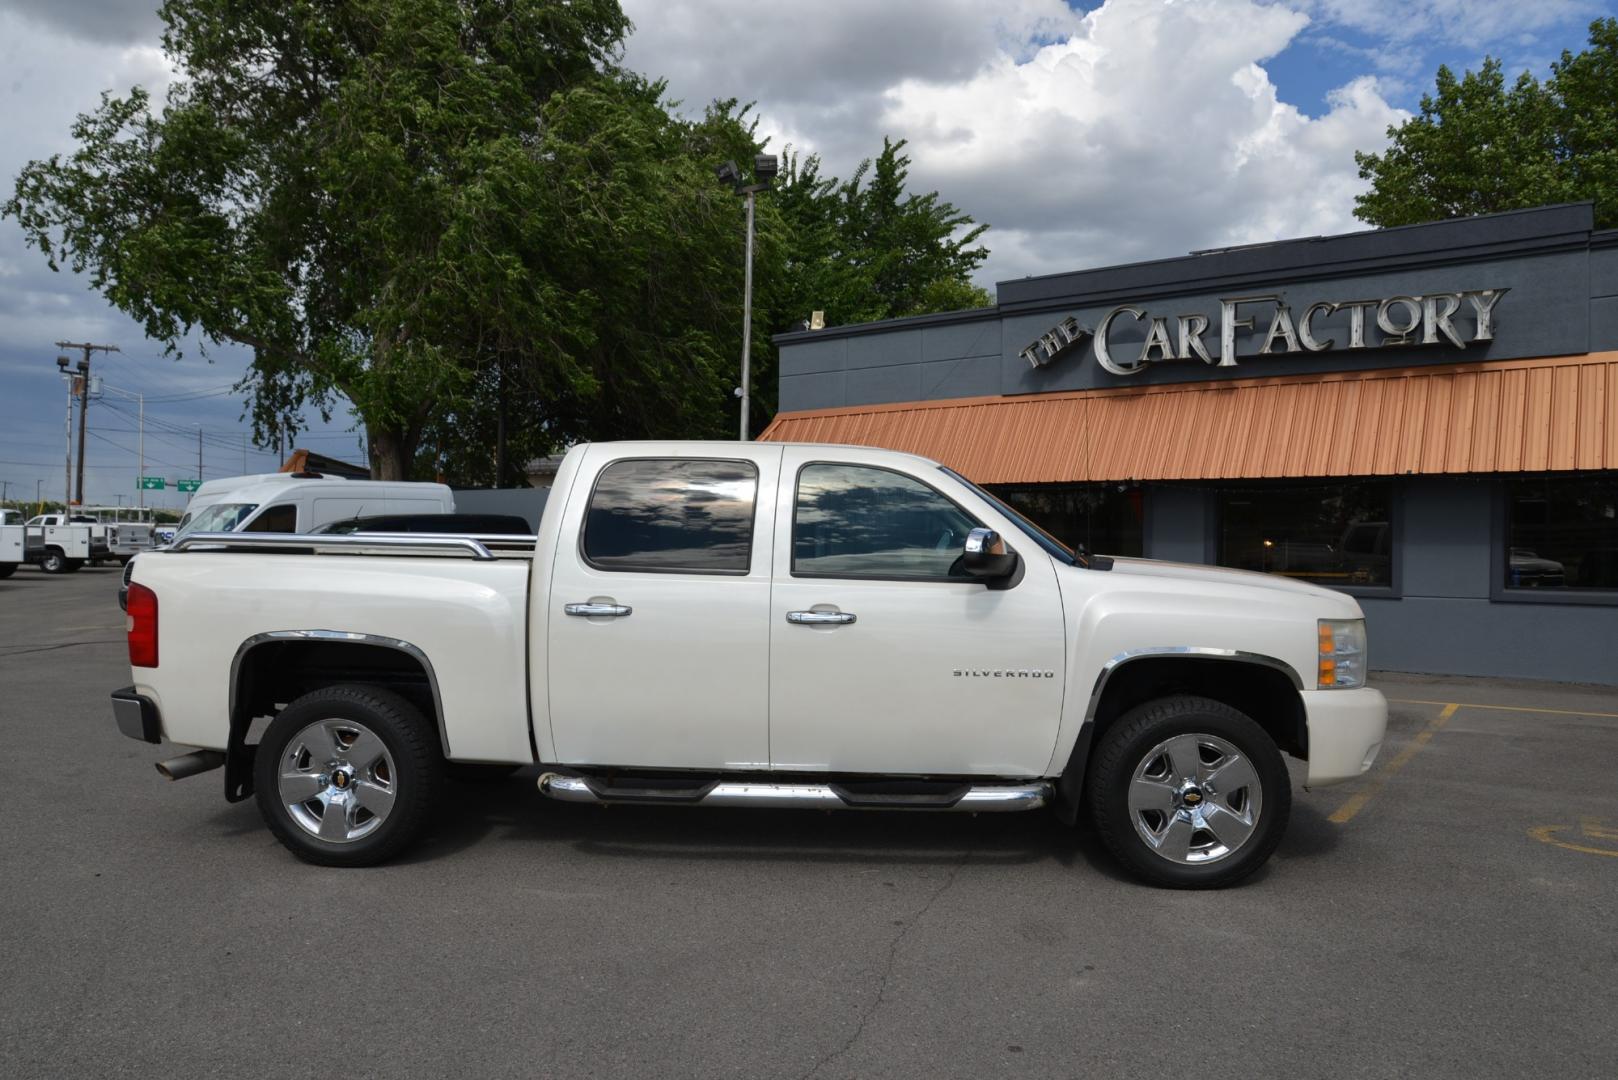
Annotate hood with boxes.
[1100,556,1358,603]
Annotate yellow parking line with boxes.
[1329,703,1459,824]
[1387,698,1618,720]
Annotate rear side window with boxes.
[243,504,298,533]
[793,463,979,580]
[583,459,758,574]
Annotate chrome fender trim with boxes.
[229,630,453,759]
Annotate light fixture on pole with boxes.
[716,154,777,440]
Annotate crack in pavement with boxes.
[799,848,973,1080]
[0,639,124,658]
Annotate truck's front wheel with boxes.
[1087,695,1290,889]
[253,685,443,867]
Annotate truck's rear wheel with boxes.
[0,563,14,579]
[253,685,443,867]
[40,550,67,574]
[1086,695,1290,889]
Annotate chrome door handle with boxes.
[565,602,632,618]
[786,610,856,625]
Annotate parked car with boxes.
[311,513,532,535]
[112,441,1387,889]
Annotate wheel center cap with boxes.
[1180,786,1204,807]
[331,769,352,789]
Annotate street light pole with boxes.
[716,155,776,441]
[739,188,756,442]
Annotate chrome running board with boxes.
[536,773,1051,813]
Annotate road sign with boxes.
[177,479,202,493]
[139,477,165,491]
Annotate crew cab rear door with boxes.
[545,445,782,770]
[767,450,1067,776]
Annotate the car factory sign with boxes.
[1019,288,1507,376]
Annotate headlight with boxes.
[1317,618,1366,689]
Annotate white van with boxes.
[170,474,455,542]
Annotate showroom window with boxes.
[582,458,758,574]
[1218,482,1393,588]
[1504,476,1618,591]
[987,484,1144,558]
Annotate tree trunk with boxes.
[369,428,415,480]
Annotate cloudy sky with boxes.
[0,0,1609,506]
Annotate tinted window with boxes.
[1506,476,1618,591]
[583,459,757,573]
[1218,482,1392,587]
[243,504,298,533]
[793,464,979,579]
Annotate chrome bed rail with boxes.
[166,532,536,561]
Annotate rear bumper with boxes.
[1301,687,1388,787]
[111,686,162,744]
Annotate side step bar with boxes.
[537,773,1052,812]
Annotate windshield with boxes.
[173,503,259,540]
[941,466,1081,567]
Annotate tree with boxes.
[1355,18,1618,229]
[7,0,632,479]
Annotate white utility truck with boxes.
[0,523,22,578]
[74,506,158,562]
[112,442,1386,888]
[24,515,106,573]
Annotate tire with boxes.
[1086,695,1291,889]
[40,550,67,574]
[253,685,444,867]
[0,563,15,579]
[64,559,84,573]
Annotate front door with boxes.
[546,446,781,770]
[768,451,1068,777]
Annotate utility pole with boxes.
[197,426,203,490]
[55,341,119,506]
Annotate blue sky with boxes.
[1,0,1613,506]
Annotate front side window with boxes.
[1505,476,1618,591]
[173,503,260,540]
[583,458,757,574]
[1219,482,1393,588]
[793,464,979,580]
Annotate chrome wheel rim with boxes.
[278,719,397,844]
[1128,733,1262,865]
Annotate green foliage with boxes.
[6,2,993,480]
[1355,18,1618,229]
[773,138,990,328]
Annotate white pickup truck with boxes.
[111,441,1386,888]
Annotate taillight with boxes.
[126,582,158,668]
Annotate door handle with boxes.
[786,610,856,625]
[565,602,633,618]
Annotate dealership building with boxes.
[762,203,1618,685]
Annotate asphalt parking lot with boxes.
[2,565,1616,1079]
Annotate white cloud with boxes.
[626,0,1409,282]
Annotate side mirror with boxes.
[962,527,1018,580]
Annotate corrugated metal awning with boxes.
[758,354,1618,483]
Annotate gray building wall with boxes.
[1143,478,1618,686]
[451,487,549,532]
[778,204,1618,413]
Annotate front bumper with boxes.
[111,686,162,744]
[1301,686,1388,787]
